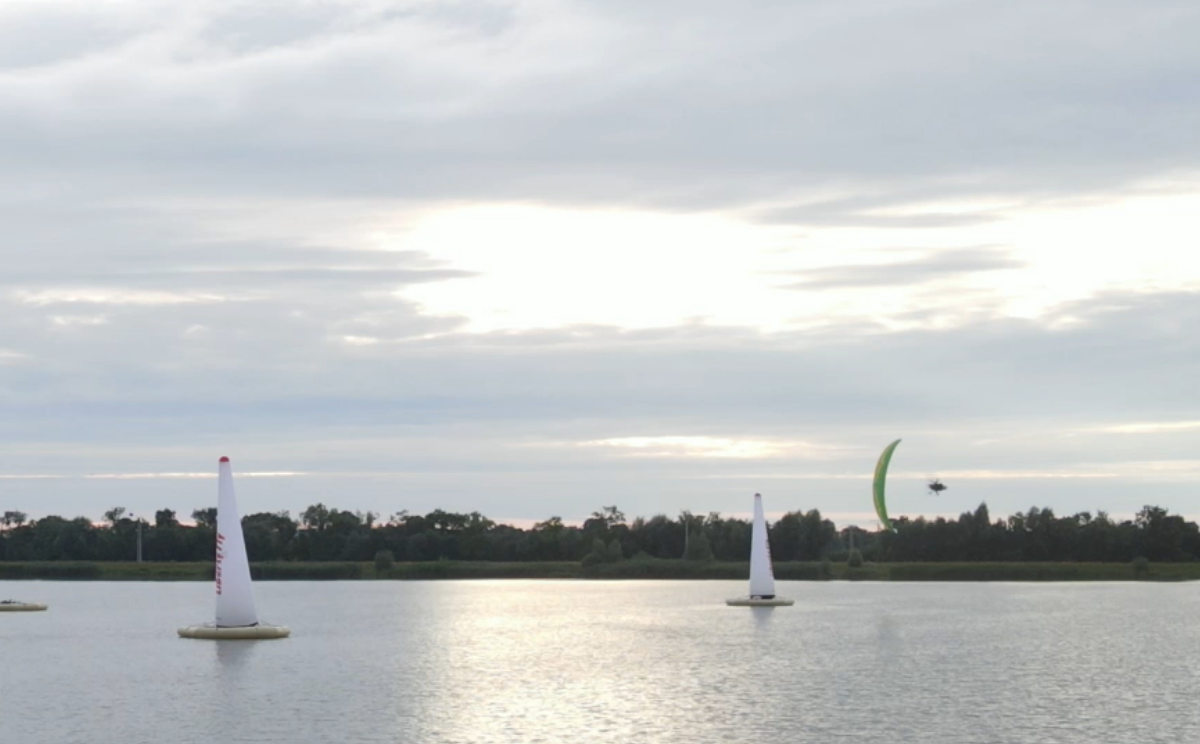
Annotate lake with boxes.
[2,580,1199,743]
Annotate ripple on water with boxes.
[2,580,1200,743]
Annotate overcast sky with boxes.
[2,0,1198,526]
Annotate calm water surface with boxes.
[2,580,1199,743]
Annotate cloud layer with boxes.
[2,0,1199,523]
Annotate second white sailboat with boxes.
[726,493,794,607]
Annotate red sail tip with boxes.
[219,456,230,463]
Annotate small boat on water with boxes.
[178,457,290,640]
[0,600,48,612]
[726,493,794,607]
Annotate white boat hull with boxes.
[726,597,794,607]
[0,602,48,612]
[178,624,291,640]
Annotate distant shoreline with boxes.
[0,559,1194,582]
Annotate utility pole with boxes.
[132,512,143,563]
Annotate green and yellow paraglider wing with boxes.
[872,439,901,533]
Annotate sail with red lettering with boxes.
[214,457,258,628]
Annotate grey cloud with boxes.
[765,210,1002,230]
[0,200,473,294]
[198,0,517,56]
[0,204,475,415]
[2,1,1200,211]
[4,290,1198,520]
[2,1,1199,522]
[752,192,1012,229]
[778,246,1023,290]
[0,4,149,70]
[4,287,1196,443]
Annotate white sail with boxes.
[748,493,776,598]
[214,457,258,628]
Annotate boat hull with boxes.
[725,597,794,607]
[177,624,291,640]
[0,602,48,612]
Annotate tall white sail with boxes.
[214,457,258,628]
[748,493,776,598]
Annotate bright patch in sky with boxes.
[50,315,108,327]
[583,437,789,460]
[1092,420,1200,434]
[398,205,800,331]
[14,290,235,306]
[580,436,855,460]
[398,191,1200,333]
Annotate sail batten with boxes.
[748,493,775,598]
[214,457,258,628]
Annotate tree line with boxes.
[1,502,1197,564]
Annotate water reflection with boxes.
[874,611,899,644]
[4,581,1200,744]
[214,639,257,670]
[750,605,775,630]
[872,610,904,671]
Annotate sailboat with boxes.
[726,493,794,607]
[178,457,291,640]
[0,600,47,612]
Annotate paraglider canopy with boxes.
[872,439,901,533]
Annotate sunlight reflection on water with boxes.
[2,580,1200,743]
